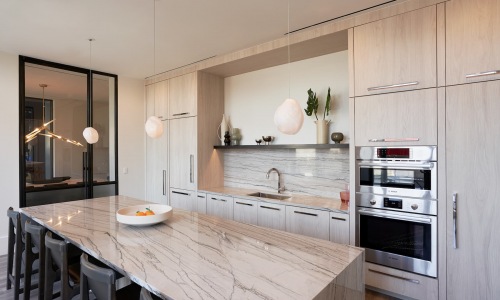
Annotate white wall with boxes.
[0,51,19,255]
[118,77,146,200]
[224,51,349,145]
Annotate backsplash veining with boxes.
[223,148,349,199]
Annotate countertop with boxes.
[200,186,350,213]
[21,195,363,300]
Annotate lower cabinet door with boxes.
[169,188,195,211]
[257,202,286,231]
[206,194,233,219]
[196,192,207,214]
[329,212,350,244]
[233,198,258,225]
[286,206,330,240]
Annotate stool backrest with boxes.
[24,221,45,300]
[140,287,154,300]
[45,233,79,299]
[80,254,116,300]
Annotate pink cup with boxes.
[340,191,350,203]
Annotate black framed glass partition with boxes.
[19,56,118,207]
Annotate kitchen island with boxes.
[21,195,364,299]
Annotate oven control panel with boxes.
[384,197,403,209]
[377,148,410,159]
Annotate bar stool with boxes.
[44,232,81,300]
[6,207,22,300]
[80,254,141,300]
[140,287,162,300]
[24,221,46,300]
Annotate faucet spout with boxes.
[266,168,285,193]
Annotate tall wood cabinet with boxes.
[446,0,500,85]
[445,81,500,298]
[169,116,197,191]
[353,5,437,96]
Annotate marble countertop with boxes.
[200,186,350,213]
[21,196,363,300]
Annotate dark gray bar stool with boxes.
[140,287,162,300]
[80,254,141,300]
[7,207,23,300]
[24,221,46,300]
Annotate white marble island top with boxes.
[21,195,364,300]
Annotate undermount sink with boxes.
[247,192,291,200]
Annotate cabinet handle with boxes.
[331,216,346,221]
[173,112,189,116]
[368,269,420,284]
[162,170,166,195]
[197,195,206,199]
[235,201,253,206]
[157,115,164,119]
[260,205,280,211]
[172,190,190,196]
[294,211,318,217]
[211,197,227,202]
[369,138,420,143]
[465,70,500,79]
[367,81,419,91]
[453,192,458,249]
[189,155,194,183]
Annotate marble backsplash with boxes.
[223,148,349,199]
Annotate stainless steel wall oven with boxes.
[355,146,437,278]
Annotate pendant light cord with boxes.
[41,85,46,124]
[287,0,291,98]
[153,0,156,116]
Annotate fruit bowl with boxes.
[116,204,173,226]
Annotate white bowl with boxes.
[116,204,173,226]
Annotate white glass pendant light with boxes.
[83,38,99,144]
[273,0,304,135]
[145,0,164,138]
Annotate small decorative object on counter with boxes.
[304,87,332,144]
[331,132,344,144]
[224,131,231,146]
[262,136,273,145]
[255,138,262,145]
[217,114,228,145]
[340,183,350,204]
[231,128,241,145]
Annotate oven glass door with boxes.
[359,212,432,261]
[359,166,432,191]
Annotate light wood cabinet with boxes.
[354,89,437,146]
[169,72,197,118]
[353,6,437,96]
[196,192,207,214]
[285,206,330,240]
[169,188,195,211]
[446,0,500,85]
[445,81,500,299]
[169,117,197,190]
[233,197,258,225]
[146,80,169,120]
[206,194,233,219]
[257,202,286,231]
[329,212,349,244]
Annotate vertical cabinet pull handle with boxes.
[162,170,166,195]
[453,192,458,249]
[189,155,194,183]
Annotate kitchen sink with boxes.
[247,192,291,200]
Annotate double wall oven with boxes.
[355,146,437,278]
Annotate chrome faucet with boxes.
[266,168,285,194]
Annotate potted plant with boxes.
[304,87,331,144]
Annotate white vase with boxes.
[315,120,329,144]
[218,114,227,145]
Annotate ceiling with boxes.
[0,0,394,79]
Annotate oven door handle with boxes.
[358,162,434,170]
[358,209,433,224]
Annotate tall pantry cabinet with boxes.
[444,0,500,298]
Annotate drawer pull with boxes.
[172,190,190,196]
[235,202,253,206]
[465,70,500,79]
[368,269,420,284]
[211,197,227,202]
[294,211,318,217]
[260,205,280,211]
[197,195,206,199]
[369,138,420,143]
[331,216,346,221]
[173,112,189,116]
[367,81,419,91]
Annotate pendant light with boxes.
[83,38,100,144]
[273,0,304,135]
[25,84,84,147]
[145,0,164,138]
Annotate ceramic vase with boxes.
[218,114,227,145]
[315,120,329,144]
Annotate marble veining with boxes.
[21,196,363,300]
[223,148,349,199]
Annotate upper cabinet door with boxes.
[446,0,500,85]
[354,6,437,96]
[146,80,169,121]
[169,117,197,190]
[169,72,197,118]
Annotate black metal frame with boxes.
[19,56,119,207]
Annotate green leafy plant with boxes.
[304,87,332,120]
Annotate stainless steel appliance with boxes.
[355,146,438,278]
